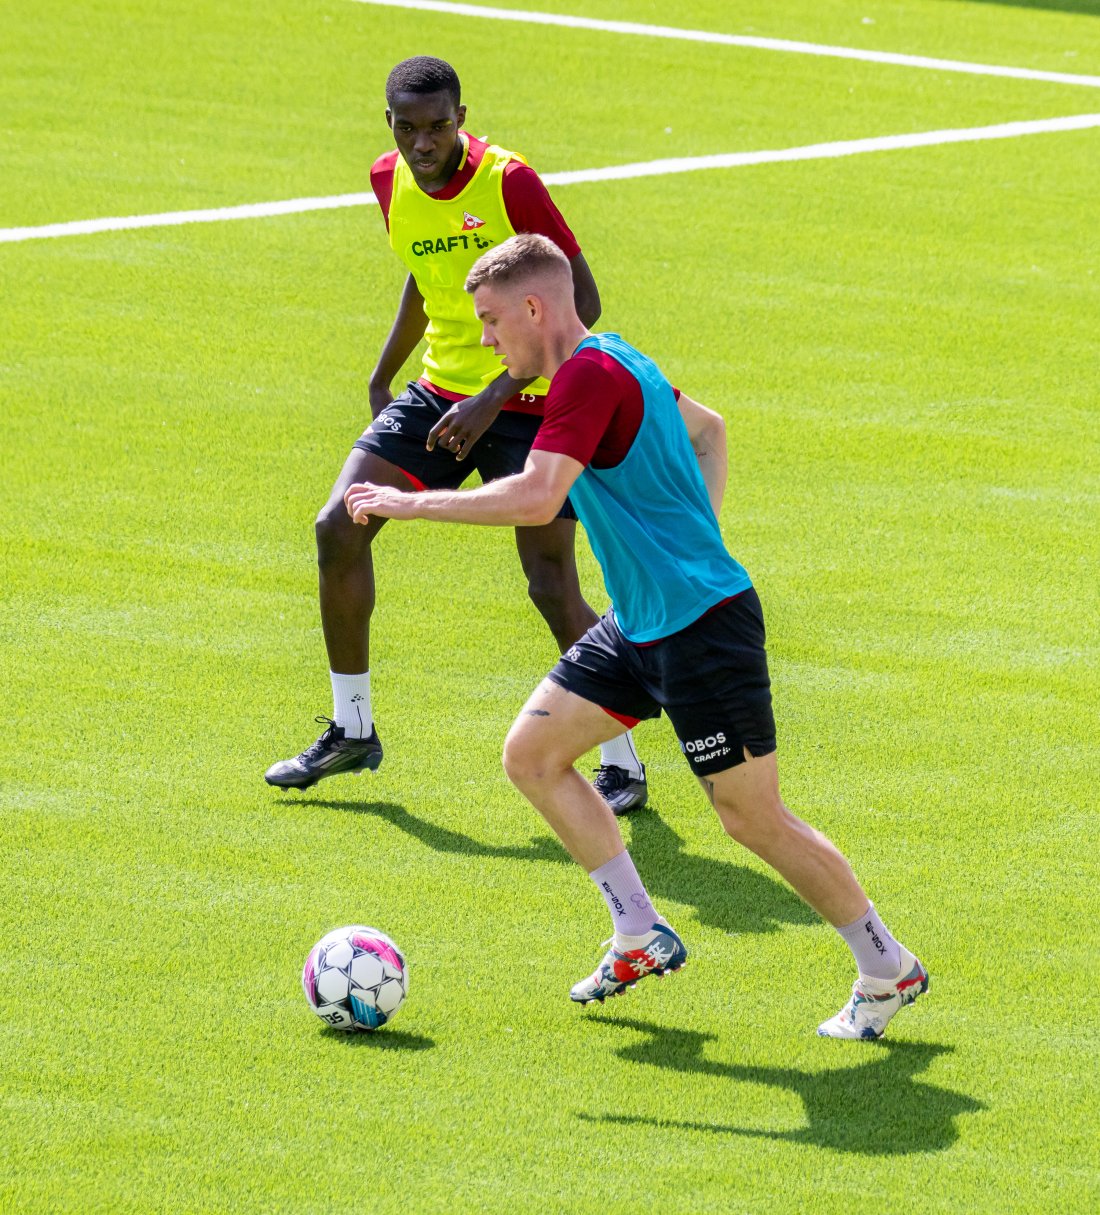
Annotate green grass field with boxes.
[2,1,1099,1211]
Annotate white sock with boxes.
[330,671,372,739]
[599,730,643,778]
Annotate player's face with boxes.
[386,91,467,191]
[474,284,543,379]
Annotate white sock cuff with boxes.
[599,730,642,777]
[330,670,372,739]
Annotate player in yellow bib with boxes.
[265,57,648,811]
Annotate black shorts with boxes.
[354,382,576,521]
[547,588,777,777]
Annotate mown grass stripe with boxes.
[4,113,1099,244]
[348,0,1100,90]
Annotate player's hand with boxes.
[343,482,418,524]
[368,382,395,420]
[425,392,502,460]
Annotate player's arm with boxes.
[676,392,727,516]
[344,449,582,528]
[368,273,428,418]
[568,251,600,329]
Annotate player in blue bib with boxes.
[343,234,929,1040]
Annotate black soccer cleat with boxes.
[265,716,383,790]
[592,763,648,815]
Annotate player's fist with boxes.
[426,392,500,459]
[344,482,415,524]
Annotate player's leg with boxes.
[513,517,598,652]
[659,589,926,1037]
[488,432,647,813]
[266,385,465,790]
[501,621,686,1004]
[657,588,867,920]
[264,446,409,789]
[697,749,870,929]
[697,754,928,1039]
[315,444,406,676]
[502,678,624,869]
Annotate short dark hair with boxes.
[465,233,571,294]
[385,57,461,107]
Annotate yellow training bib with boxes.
[388,138,551,399]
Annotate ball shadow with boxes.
[320,1026,436,1051]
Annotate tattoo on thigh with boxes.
[524,709,550,717]
[700,777,716,806]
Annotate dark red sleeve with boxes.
[533,349,650,470]
[501,161,581,258]
[370,152,399,232]
[531,356,622,466]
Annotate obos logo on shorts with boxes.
[681,732,731,763]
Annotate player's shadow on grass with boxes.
[626,805,817,935]
[307,797,814,936]
[320,1026,435,1052]
[578,1018,983,1155]
[303,799,572,865]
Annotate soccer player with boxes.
[265,56,648,813]
[343,234,930,1040]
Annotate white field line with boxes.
[0,192,376,244]
[349,0,1100,90]
[3,113,1099,245]
[542,113,1100,184]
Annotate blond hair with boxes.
[465,232,571,294]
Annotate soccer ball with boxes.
[301,925,408,1031]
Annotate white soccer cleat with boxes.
[817,948,929,1040]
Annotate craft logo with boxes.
[410,232,493,256]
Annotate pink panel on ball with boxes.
[351,935,404,972]
[302,951,318,1005]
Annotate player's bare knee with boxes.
[503,719,572,790]
[315,500,362,567]
[528,582,593,651]
[717,805,753,846]
[715,793,786,849]
[525,575,569,627]
[502,729,543,789]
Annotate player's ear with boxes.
[456,104,466,130]
[385,108,393,129]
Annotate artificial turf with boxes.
[2,1,1098,1211]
